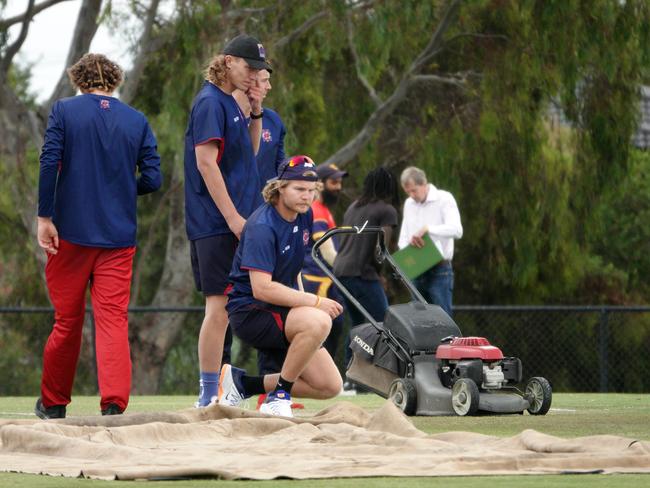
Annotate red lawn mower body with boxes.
[436,337,504,361]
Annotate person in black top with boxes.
[333,167,400,385]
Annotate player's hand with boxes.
[247,84,263,115]
[317,296,344,319]
[37,217,59,255]
[228,214,246,240]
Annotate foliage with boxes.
[590,149,650,300]
[6,62,38,108]
[1,0,650,393]
[0,148,46,306]
[0,325,41,395]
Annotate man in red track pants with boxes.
[36,54,162,418]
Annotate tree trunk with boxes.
[44,0,102,115]
[130,165,196,394]
[0,83,48,276]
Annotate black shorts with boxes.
[229,304,291,371]
[190,233,238,296]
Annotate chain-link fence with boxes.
[1,305,649,395]
[453,306,650,393]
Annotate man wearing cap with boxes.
[300,163,348,360]
[251,161,346,409]
[216,155,344,417]
[183,34,271,408]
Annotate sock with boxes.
[272,375,294,396]
[198,371,219,406]
[241,374,266,396]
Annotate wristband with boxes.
[250,110,264,119]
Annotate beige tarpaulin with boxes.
[0,401,649,480]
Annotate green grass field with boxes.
[0,393,648,487]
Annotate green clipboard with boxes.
[391,233,443,280]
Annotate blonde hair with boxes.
[313,180,324,200]
[205,54,228,86]
[67,53,123,93]
[262,179,290,204]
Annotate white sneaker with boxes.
[217,364,246,407]
[259,390,293,418]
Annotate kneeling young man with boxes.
[218,155,343,417]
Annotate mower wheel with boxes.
[525,377,552,415]
[388,378,417,416]
[451,378,480,416]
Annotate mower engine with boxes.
[436,337,522,390]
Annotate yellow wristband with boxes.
[315,295,322,307]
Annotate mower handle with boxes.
[311,226,428,330]
[312,226,425,372]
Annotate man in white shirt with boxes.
[398,166,463,316]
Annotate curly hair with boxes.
[262,179,290,204]
[67,53,124,93]
[357,166,400,208]
[205,54,228,86]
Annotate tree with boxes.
[1,0,649,395]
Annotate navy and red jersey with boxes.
[301,199,337,276]
[183,81,261,240]
[38,94,161,248]
[227,203,313,313]
[256,108,286,188]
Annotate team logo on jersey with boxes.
[303,229,309,245]
[100,99,110,110]
[262,129,272,142]
[234,116,240,122]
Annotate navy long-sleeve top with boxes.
[38,94,162,248]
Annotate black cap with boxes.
[222,34,272,72]
[316,163,348,181]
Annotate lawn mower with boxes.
[312,226,552,416]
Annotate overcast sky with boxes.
[4,1,135,102]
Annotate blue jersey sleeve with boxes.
[136,119,162,195]
[38,101,64,217]
[192,97,225,148]
[241,223,276,274]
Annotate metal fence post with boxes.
[598,308,609,393]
